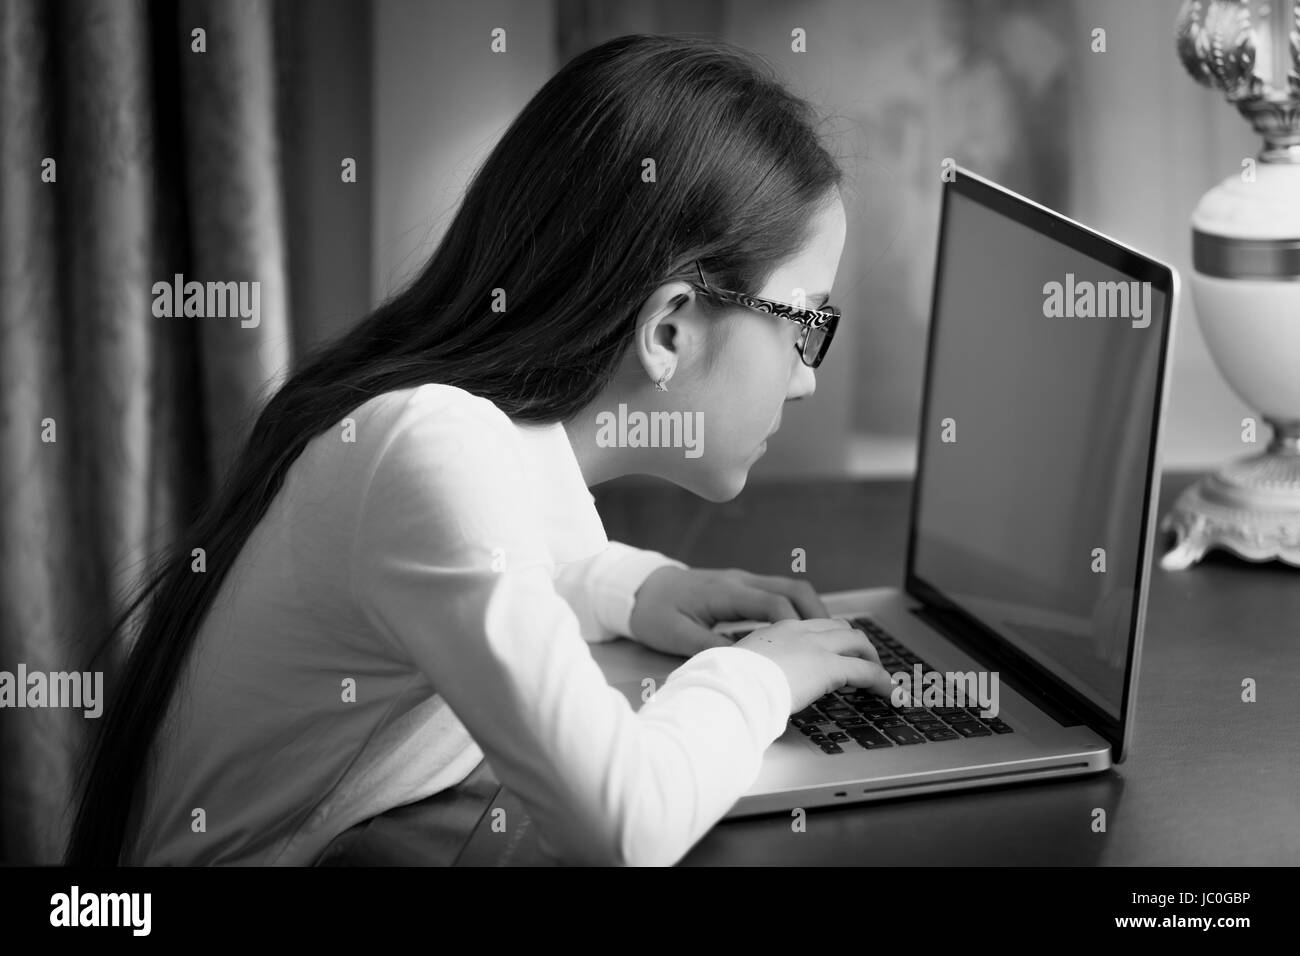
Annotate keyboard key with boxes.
[933,707,965,716]
[851,702,890,713]
[922,729,960,741]
[819,743,844,754]
[912,720,948,732]
[854,700,892,713]
[953,723,992,737]
[835,718,869,728]
[799,725,820,736]
[986,721,1015,734]
[872,716,906,728]
[828,732,849,742]
[848,728,894,750]
[810,734,829,744]
[882,725,926,745]
[846,723,884,738]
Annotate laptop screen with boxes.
[906,171,1173,728]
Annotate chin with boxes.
[680,464,750,503]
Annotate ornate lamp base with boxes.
[1160,420,1300,570]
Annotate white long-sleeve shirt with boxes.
[123,383,792,866]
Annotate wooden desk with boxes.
[319,471,1300,866]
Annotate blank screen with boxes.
[912,188,1167,719]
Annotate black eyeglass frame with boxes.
[690,260,841,368]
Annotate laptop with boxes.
[594,166,1180,818]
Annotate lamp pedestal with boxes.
[1161,419,1300,569]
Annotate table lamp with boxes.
[1161,0,1300,569]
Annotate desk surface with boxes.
[321,471,1300,866]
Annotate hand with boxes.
[734,618,895,712]
[627,565,832,659]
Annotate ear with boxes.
[632,280,706,384]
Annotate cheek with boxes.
[698,326,793,454]
[722,338,792,438]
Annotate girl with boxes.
[66,33,891,868]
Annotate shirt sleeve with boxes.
[349,402,793,867]
[552,541,689,644]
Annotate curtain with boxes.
[0,0,292,864]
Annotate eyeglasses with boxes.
[691,260,841,368]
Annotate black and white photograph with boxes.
[0,0,1296,928]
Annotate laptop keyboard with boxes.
[788,616,1014,755]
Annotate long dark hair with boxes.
[65,32,844,865]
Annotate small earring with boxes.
[654,371,671,392]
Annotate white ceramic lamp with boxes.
[1161,0,1300,569]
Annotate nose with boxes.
[788,356,816,400]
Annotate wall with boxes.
[372,0,555,302]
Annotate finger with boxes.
[723,586,801,624]
[810,626,882,667]
[838,658,895,698]
[799,617,853,631]
[736,574,828,619]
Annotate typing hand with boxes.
[627,566,829,659]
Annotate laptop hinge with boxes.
[908,604,1085,728]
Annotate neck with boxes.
[561,383,676,487]
[562,406,634,487]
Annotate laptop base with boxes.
[596,587,1113,820]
